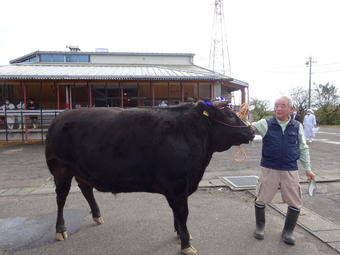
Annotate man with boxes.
[303,109,317,143]
[251,96,315,245]
[27,98,39,129]
[159,100,168,107]
[290,107,301,122]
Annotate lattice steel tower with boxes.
[209,0,231,76]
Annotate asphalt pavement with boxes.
[0,126,339,255]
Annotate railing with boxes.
[0,109,64,142]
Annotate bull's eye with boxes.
[225,111,235,118]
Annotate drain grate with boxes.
[221,176,259,190]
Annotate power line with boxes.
[252,65,340,74]
[256,69,340,74]
[314,62,340,66]
[313,69,340,73]
[253,61,340,72]
[255,69,306,74]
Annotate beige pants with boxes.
[256,167,302,209]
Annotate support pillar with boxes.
[88,83,92,107]
[56,86,60,110]
[152,83,155,106]
[65,86,70,109]
[23,85,28,141]
[211,82,214,100]
[69,85,72,109]
[241,87,246,104]
[23,85,27,109]
[120,85,124,108]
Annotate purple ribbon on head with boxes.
[204,97,233,109]
[215,96,227,101]
[204,100,213,107]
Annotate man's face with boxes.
[274,98,293,121]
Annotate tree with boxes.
[289,87,309,114]
[313,83,340,125]
[250,98,270,121]
[315,104,340,125]
[313,83,339,108]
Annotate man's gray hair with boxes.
[276,96,293,107]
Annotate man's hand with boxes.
[306,170,316,181]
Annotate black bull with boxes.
[45,101,254,255]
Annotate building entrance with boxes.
[93,85,120,107]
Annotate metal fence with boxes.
[0,109,64,142]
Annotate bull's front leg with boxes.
[168,210,193,245]
[166,195,197,255]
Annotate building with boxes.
[0,49,249,109]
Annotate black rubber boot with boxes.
[282,206,300,245]
[254,203,265,240]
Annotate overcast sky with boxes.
[1,0,339,105]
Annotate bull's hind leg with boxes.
[75,177,104,224]
[166,195,197,255]
[53,169,73,241]
[169,209,193,244]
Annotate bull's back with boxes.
[45,107,199,193]
[46,107,156,165]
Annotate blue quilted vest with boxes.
[261,118,300,170]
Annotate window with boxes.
[65,55,90,63]
[29,56,38,62]
[40,55,65,62]
[39,54,90,63]
[121,84,138,107]
[92,84,121,107]
[21,56,38,63]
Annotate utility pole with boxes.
[305,57,316,109]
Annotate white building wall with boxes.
[213,82,222,99]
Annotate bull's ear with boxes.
[212,100,229,108]
[195,101,216,118]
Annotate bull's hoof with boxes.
[176,234,193,244]
[93,216,104,224]
[56,231,68,241]
[181,246,197,255]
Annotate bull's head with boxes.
[197,100,255,152]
